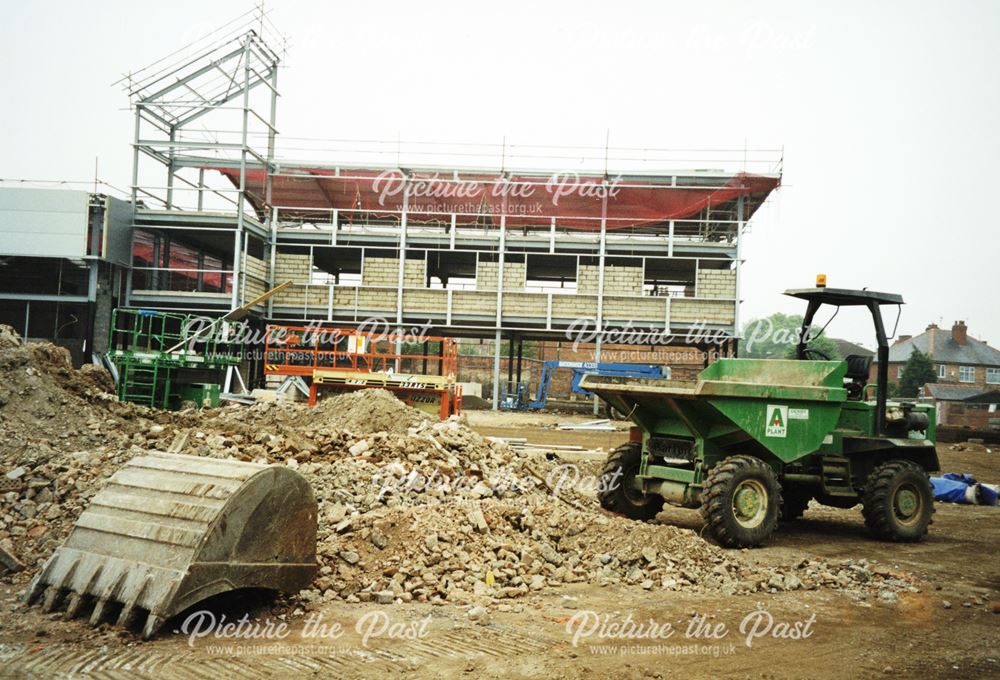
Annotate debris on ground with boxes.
[0,324,918,621]
[557,419,616,431]
[0,542,23,573]
[948,441,993,454]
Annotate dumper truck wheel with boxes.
[700,455,781,548]
[862,460,935,542]
[598,443,663,520]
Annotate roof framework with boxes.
[124,8,283,309]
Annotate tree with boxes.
[898,348,936,398]
[740,313,841,361]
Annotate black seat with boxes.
[843,354,871,400]
[844,354,872,380]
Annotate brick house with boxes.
[921,384,1000,430]
[871,321,1000,428]
[872,321,1000,388]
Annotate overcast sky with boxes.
[2,1,997,348]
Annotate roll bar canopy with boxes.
[783,286,904,436]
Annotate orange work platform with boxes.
[264,324,461,419]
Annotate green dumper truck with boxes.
[585,283,938,548]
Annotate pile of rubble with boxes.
[0,324,915,614]
[1,328,163,570]
[301,497,916,609]
[948,441,992,454]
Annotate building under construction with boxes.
[0,21,781,407]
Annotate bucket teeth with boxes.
[117,577,151,630]
[24,577,46,606]
[89,598,110,627]
[142,614,164,640]
[64,592,85,619]
[41,587,64,613]
[117,602,138,629]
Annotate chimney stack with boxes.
[952,320,968,346]
[926,323,938,354]
[895,334,912,345]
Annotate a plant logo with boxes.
[765,404,787,438]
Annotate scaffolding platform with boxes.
[108,309,243,409]
[264,324,461,418]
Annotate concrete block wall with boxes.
[476,261,526,291]
[265,252,733,329]
[333,287,358,310]
[273,253,312,305]
[272,287,724,326]
[355,287,396,312]
[671,298,736,325]
[362,257,427,287]
[404,259,426,287]
[475,262,497,290]
[697,268,736,300]
[402,289,448,313]
[501,292,547,317]
[273,284,329,309]
[576,265,599,294]
[551,294,597,319]
[242,253,269,300]
[306,288,329,308]
[274,252,311,282]
[451,291,497,314]
[602,296,668,322]
[362,257,397,287]
[578,264,643,295]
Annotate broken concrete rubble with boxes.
[0,325,915,624]
[0,543,24,573]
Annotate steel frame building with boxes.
[0,18,781,408]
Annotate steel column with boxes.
[734,195,745,338]
[491,328,502,409]
[594,189,608,415]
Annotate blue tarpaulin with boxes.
[930,473,998,506]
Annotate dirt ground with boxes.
[1,414,998,679]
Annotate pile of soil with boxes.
[0,329,141,457]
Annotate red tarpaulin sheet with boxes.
[213,167,779,231]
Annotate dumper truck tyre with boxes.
[780,489,811,521]
[598,443,664,520]
[700,455,781,548]
[862,460,935,542]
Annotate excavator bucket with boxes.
[25,452,317,639]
